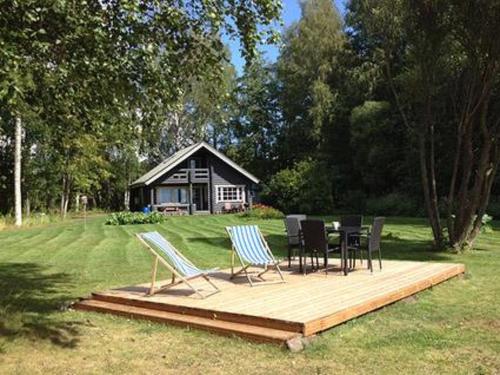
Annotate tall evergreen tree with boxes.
[277,0,345,163]
[227,57,282,178]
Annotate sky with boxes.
[225,0,347,74]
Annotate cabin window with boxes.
[215,185,245,203]
[156,187,188,204]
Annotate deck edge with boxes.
[302,263,465,336]
[91,292,305,333]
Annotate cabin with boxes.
[129,141,260,214]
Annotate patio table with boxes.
[326,225,370,275]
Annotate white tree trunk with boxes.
[60,174,70,218]
[25,197,30,217]
[63,195,69,217]
[124,189,130,210]
[14,117,22,227]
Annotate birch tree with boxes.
[0,0,282,219]
[14,117,22,226]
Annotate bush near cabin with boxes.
[105,211,167,225]
[239,204,284,220]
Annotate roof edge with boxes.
[200,141,260,184]
[131,141,260,187]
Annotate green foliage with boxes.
[225,57,282,177]
[349,101,411,194]
[0,210,105,230]
[346,0,500,249]
[262,159,333,214]
[366,193,422,217]
[277,0,344,161]
[1,0,499,252]
[0,0,282,216]
[238,204,284,219]
[487,197,500,219]
[338,190,367,213]
[481,214,493,234]
[144,53,238,160]
[105,211,167,225]
[0,215,499,373]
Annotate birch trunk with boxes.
[25,197,30,217]
[124,189,130,211]
[14,117,22,227]
[60,174,71,218]
[60,176,66,216]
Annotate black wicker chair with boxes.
[300,219,340,274]
[360,217,385,272]
[284,215,306,268]
[340,215,363,267]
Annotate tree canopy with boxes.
[1,0,499,251]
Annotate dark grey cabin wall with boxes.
[157,149,210,185]
[209,156,255,212]
[130,148,257,213]
[130,163,189,211]
[157,167,188,184]
[130,186,153,211]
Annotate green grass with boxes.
[0,215,499,374]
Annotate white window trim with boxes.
[215,185,246,204]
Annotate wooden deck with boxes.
[75,260,465,346]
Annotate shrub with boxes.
[105,211,167,225]
[365,193,421,216]
[487,197,500,219]
[338,190,367,213]
[261,159,333,214]
[481,214,493,233]
[0,211,102,230]
[239,204,284,220]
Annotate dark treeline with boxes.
[1,0,499,250]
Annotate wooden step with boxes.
[74,299,301,345]
[91,292,304,333]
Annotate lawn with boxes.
[0,215,499,374]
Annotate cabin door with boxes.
[192,185,208,211]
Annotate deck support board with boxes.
[74,260,464,345]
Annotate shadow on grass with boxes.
[289,232,452,262]
[187,234,285,256]
[0,262,83,348]
[186,236,232,249]
[188,232,454,263]
[378,234,453,262]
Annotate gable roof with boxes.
[131,141,260,187]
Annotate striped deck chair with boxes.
[226,225,285,286]
[136,232,220,298]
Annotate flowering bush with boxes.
[239,204,284,219]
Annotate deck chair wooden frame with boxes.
[226,226,286,287]
[136,233,220,299]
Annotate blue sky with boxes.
[226,0,347,74]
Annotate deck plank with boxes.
[75,260,464,342]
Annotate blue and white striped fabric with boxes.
[140,232,206,278]
[228,225,273,265]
